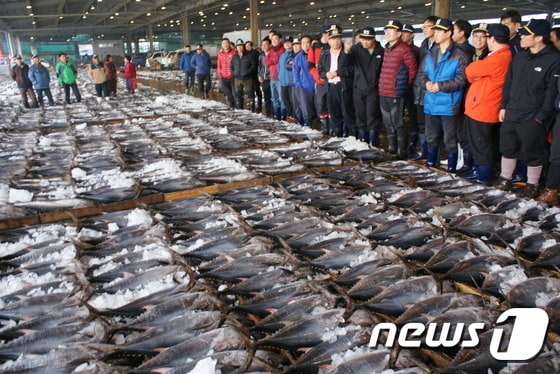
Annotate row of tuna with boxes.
[0,72,386,221]
[0,159,559,373]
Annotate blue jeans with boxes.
[270,79,284,117]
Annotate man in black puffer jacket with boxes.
[231,39,257,110]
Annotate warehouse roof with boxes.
[1,0,558,43]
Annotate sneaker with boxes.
[522,183,539,199]
[496,177,512,191]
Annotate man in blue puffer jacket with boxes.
[417,18,470,173]
[28,55,55,107]
[190,44,212,99]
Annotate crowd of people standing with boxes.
[10,52,138,107]
[10,9,560,203]
[178,10,560,203]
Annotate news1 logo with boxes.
[369,308,549,360]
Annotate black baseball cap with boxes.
[359,27,376,39]
[432,18,453,31]
[519,19,551,37]
[385,20,403,31]
[487,24,510,38]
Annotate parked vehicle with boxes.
[132,53,147,68]
[160,50,184,69]
[145,51,167,68]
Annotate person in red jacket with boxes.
[379,20,418,158]
[265,32,286,120]
[464,24,512,185]
[123,55,137,95]
[217,38,236,109]
[309,25,331,132]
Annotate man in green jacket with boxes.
[56,53,81,104]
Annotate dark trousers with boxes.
[404,90,418,133]
[107,79,117,94]
[500,118,548,166]
[94,82,109,97]
[253,77,263,112]
[327,83,344,136]
[416,105,426,133]
[545,114,560,189]
[342,86,355,134]
[281,85,294,118]
[380,96,405,135]
[261,79,272,116]
[315,83,328,117]
[291,86,302,122]
[19,87,37,108]
[457,114,470,152]
[354,91,382,132]
[466,116,499,165]
[234,78,254,109]
[36,88,54,106]
[425,114,459,154]
[184,71,195,88]
[197,74,211,99]
[221,77,235,108]
[63,82,81,103]
[296,87,315,125]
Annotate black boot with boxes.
[476,164,492,185]
[425,145,439,167]
[447,152,458,174]
[368,130,379,147]
[347,127,357,138]
[410,133,427,161]
[320,117,329,134]
[512,160,528,183]
[408,132,418,156]
[386,133,397,154]
[357,129,366,142]
[396,128,408,159]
